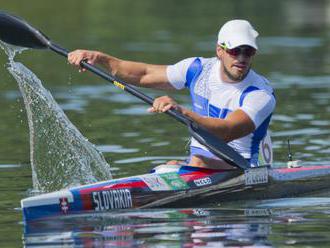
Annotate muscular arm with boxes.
[68,50,175,90]
[113,59,173,89]
[181,90,276,142]
[150,95,255,142]
[182,108,255,142]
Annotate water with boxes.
[21,204,330,247]
[0,0,330,246]
[1,42,112,192]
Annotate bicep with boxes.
[140,57,198,90]
[225,110,256,141]
[224,90,276,141]
[239,91,276,128]
[115,60,174,90]
[140,65,176,90]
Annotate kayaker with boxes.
[68,19,276,169]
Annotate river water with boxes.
[0,0,330,247]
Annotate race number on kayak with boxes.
[244,167,269,185]
[259,131,273,166]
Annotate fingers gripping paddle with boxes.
[0,11,250,170]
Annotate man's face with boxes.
[217,44,256,82]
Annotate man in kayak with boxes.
[68,19,276,169]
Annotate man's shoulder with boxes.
[170,56,216,68]
[199,57,218,66]
[248,69,269,83]
[248,70,273,93]
[184,57,215,66]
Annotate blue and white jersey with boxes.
[166,57,276,167]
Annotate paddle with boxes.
[0,11,250,170]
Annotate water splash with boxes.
[0,42,112,192]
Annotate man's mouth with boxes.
[233,63,247,70]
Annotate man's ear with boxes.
[216,45,223,59]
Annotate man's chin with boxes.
[225,67,249,82]
[227,72,245,81]
[234,72,246,81]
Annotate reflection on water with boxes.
[23,202,330,247]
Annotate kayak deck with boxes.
[21,165,330,222]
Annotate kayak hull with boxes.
[21,165,330,222]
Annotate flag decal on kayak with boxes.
[59,197,69,214]
[159,173,189,190]
[244,167,268,185]
[140,172,189,191]
[140,174,172,191]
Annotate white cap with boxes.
[217,20,259,50]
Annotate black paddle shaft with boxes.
[50,42,189,126]
[0,11,250,169]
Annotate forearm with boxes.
[96,53,145,84]
[181,108,254,142]
[149,96,255,141]
[96,53,171,89]
[182,109,231,141]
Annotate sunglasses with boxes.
[220,44,256,57]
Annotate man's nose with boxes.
[237,53,249,62]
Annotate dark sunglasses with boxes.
[220,44,256,57]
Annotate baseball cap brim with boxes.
[222,32,258,50]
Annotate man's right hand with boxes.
[68,50,101,72]
[148,95,182,113]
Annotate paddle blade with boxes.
[0,11,49,49]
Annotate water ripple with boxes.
[270,73,330,89]
[115,156,186,164]
[0,164,21,169]
[273,128,329,137]
[260,36,322,48]
[98,145,139,154]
